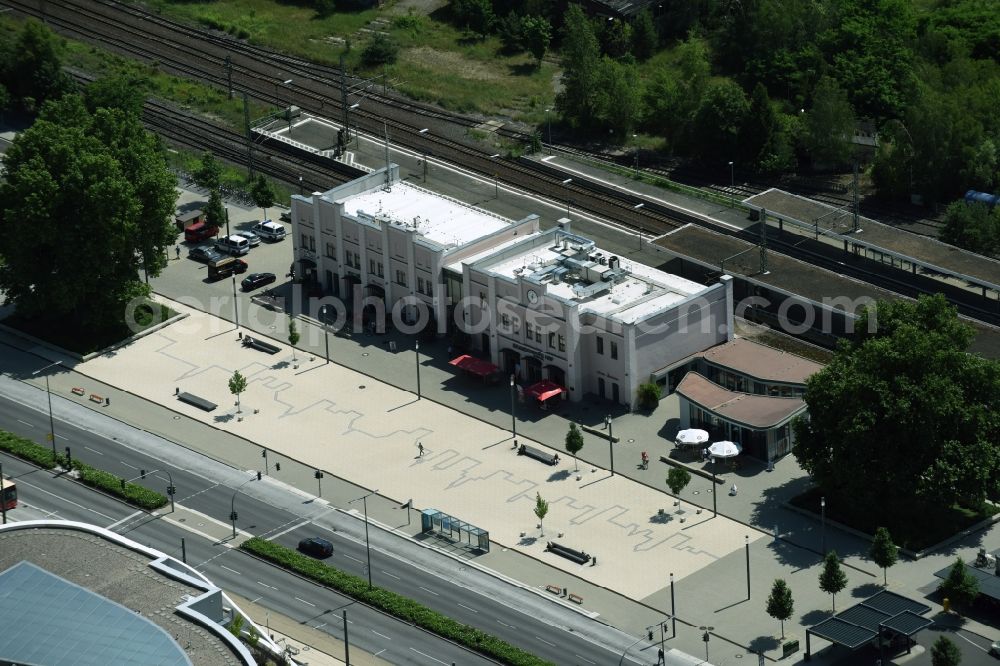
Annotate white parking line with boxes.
[457,603,478,613]
[105,510,143,531]
[295,597,316,607]
[409,648,448,665]
[418,586,438,596]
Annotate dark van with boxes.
[298,537,333,558]
[207,257,248,281]
[185,221,220,243]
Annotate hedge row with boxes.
[241,537,554,666]
[0,429,167,510]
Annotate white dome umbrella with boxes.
[675,428,710,447]
[708,440,742,458]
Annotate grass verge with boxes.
[0,430,168,511]
[240,537,554,666]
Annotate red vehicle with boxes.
[184,221,220,243]
[1,475,16,511]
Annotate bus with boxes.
[1,476,16,511]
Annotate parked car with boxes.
[241,272,276,291]
[215,234,251,256]
[184,220,219,243]
[279,211,291,223]
[989,640,1000,657]
[189,245,224,264]
[252,220,286,241]
[297,537,333,558]
[235,230,260,247]
[207,257,248,280]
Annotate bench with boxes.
[545,584,562,595]
[518,444,559,466]
[177,392,217,412]
[242,336,280,355]
[71,387,86,396]
[545,541,591,564]
[568,593,584,604]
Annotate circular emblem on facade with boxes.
[527,289,539,304]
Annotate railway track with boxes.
[7,0,999,327]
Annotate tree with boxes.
[229,370,248,413]
[521,16,552,66]
[361,32,399,67]
[556,5,601,129]
[193,151,223,192]
[766,579,794,639]
[0,95,176,333]
[85,71,149,116]
[497,13,525,53]
[636,382,662,410]
[869,527,899,586]
[451,0,495,37]
[601,18,632,59]
[819,551,848,611]
[288,317,300,362]
[741,83,780,172]
[793,295,1000,535]
[630,10,657,62]
[250,174,277,224]
[940,200,1000,257]
[688,80,749,165]
[314,0,337,19]
[803,76,855,168]
[930,635,962,666]
[1,20,73,110]
[594,57,643,138]
[205,188,227,235]
[564,422,584,471]
[939,558,979,607]
[666,467,691,512]
[0,84,10,121]
[533,492,549,536]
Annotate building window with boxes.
[548,331,555,348]
[395,269,407,287]
[558,335,565,352]
[596,336,604,355]
[501,313,510,330]
[512,317,521,333]
[610,341,618,360]
[534,326,541,343]
[417,277,425,295]
[525,322,533,340]
[369,259,377,275]
[301,233,308,248]
[377,262,384,277]
[326,242,336,259]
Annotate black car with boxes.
[241,272,276,291]
[189,245,224,264]
[298,537,333,558]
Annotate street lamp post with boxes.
[562,178,572,217]
[321,305,330,364]
[745,535,750,600]
[605,414,614,476]
[314,470,324,497]
[1,461,6,525]
[230,475,258,539]
[728,161,735,207]
[32,361,62,462]
[821,496,826,555]
[670,572,676,637]
[490,153,500,198]
[349,490,379,587]
[711,456,717,516]
[415,340,421,399]
[419,128,429,181]
[262,448,269,475]
[545,108,553,151]
[633,134,639,177]
[509,374,517,439]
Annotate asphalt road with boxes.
[0,390,645,666]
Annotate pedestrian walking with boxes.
[417,442,424,457]
[658,647,664,664]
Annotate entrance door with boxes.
[481,333,490,356]
[598,377,606,399]
[612,383,620,404]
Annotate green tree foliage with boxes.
[642,36,709,144]
[556,5,601,129]
[314,0,337,19]
[636,382,662,410]
[288,317,300,361]
[688,80,748,165]
[250,174,277,224]
[765,579,794,638]
[229,370,248,413]
[931,636,962,666]
[0,95,176,332]
[84,71,150,115]
[205,188,227,234]
[533,492,549,535]
[741,83,781,172]
[361,33,399,67]
[600,18,632,59]
[594,57,642,138]
[630,10,657,62]
[193,151,223,192]
[451,0,495,37]
[793,295,1000,533]
[497,13,525,53]
[868,527,899,586]
[818,551,848,611]
[803,76,855,168]
[564,422,584,471]
[666,467,691,511]
[521,16,552,66]
[0,84,11,119]
[941,200,1000,257]
[939,558,979,607]
[0,20,73,110]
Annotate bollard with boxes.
[105,397,110,406]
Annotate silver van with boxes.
[215,234,251,256]
[252,220,286,241]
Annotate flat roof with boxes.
[746,188,1000,287]
[698,338,823,384]
[341,180,513,249]
[675,371,806,428]
[809,590,932,650]
[0,526,244,665]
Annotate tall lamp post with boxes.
[605,414,615,476]
[490,153,500,198]
[230,474,258,539]
[745,535,751,600]
[32,360,62,462]
[728,161,735,207]
[1,461,7,524]
[419,128,429,181]
[711,455,717,516]
[349,489,379,588]
[321,305,330,364]
[670,572,676,637]
[415,340,421,399]
[509,374,517,440]
[820,496,826,555]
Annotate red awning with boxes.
[524,380,565,402]
[449,354,499,377]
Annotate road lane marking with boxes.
[221,565,242,576]
[55,434,67,440]
[418,586,438,596]
[497,620,515,628]
[381,571,400,580]
[457,603,478,613]
[409,648,448,665]
[256,581,278,590]
[295,597,316,607]
[106,510,143,531]
[313,622,327,630]
[16,479,114,520]
[373,649,386,657]
[178,483,220,503]
[16,419,33,427]
[574,655,596,664]
[120,461,138,470]
[266,519,311,540]
[953,631,986,651]
[535,636,556,647]
[371,630,391,640]
[251,596,263,603]
[154,475,168,483]
[84,446,104,455]
[344,554,364,564]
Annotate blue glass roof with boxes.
[0,561,192,666]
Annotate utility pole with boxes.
[340,55,349,142]
[759,207,768,273]
[343,610,351,665]
[225,55,233,99]
[383,122,391,191]
[243,93,253,181]
[852,161,860,233]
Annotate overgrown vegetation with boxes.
[240,537,554,666]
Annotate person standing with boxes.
[417,442,424,457]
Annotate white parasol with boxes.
[708,440,742,458]
[675,428,710,447]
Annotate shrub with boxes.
[360,33,398,67]
[241,538,553,666]
[0,430,58,468]
[636,382,662,410]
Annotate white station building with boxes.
[291,166,734,408]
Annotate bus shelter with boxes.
[805,590,931,661]
[421,509,490,553]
